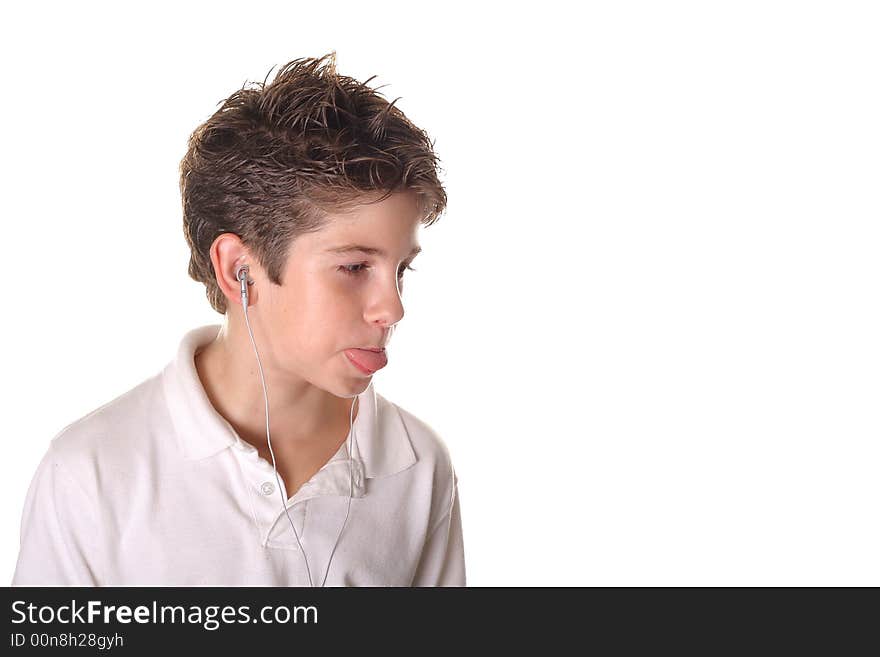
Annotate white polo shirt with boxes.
[12,325,465,586]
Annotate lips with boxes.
[344,348,388,374]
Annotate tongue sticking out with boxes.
[345,349,388,373]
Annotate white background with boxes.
[1,1,878,586]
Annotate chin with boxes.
[326,371,371,398]
[345,379,372,396]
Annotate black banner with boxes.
[1,587,874,652]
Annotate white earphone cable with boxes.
[238,264,354,588]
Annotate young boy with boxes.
[11,52,465,586]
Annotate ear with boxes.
[209,233,259,308]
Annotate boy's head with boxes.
[179,51,446,315]
[178,52,446,393]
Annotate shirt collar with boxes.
[160,324,416,480]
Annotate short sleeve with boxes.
[11,443,104,586]
[411,478,466,587]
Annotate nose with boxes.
[366,277,406,328]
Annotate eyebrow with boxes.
[325,244,422,258]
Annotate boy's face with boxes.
[254,190,423,396]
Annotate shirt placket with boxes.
[230,436,366,548]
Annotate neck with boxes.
[194,318,356,451]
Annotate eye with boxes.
[339,263,369,276]
[338,263,417,279]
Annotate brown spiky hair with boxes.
[178,51,447,314]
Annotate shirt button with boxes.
[260,482,275,496]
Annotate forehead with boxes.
[303,191,423,254]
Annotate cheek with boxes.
[299,296,357,348]
[274,277,363,347]
[326,276,361,300]
[273,275,337,318]
[322,277,366,314]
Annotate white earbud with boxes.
[236,264,253,306]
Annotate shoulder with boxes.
[45,372,165,484]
